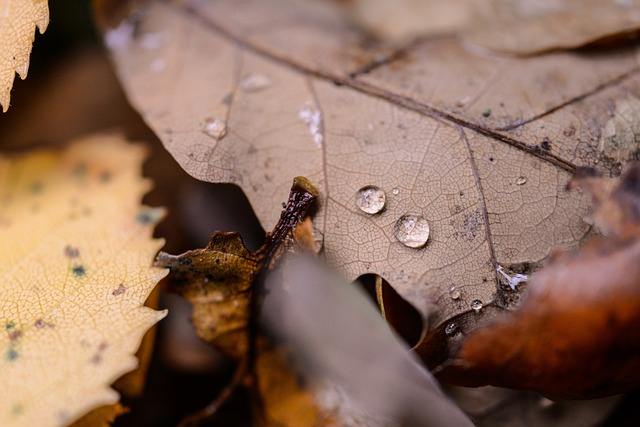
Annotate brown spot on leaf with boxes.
[8,330,22,341]
[34,319,51,329]
[72,265,86,277]
[540,138,552,151]
[91,342,109,365]
[112,284,126,296]
[99,171,112,182]
[460,211,483,241]
[64,245,79,258]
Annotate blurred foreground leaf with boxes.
[0,135,167,426]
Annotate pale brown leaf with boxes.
[102,1,640,414]
[100,0,634,328]
[343,0,640,55]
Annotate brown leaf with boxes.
[156,177,325,424]
[464,0,640,55]
[343,0,640,55]
[103,0,640,407]
[156,232,258,359]
[419,164,640,399]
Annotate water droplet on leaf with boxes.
[240,73,272,92]
[298,104,323,148]
[355,185,386,214]
[394,214,430,248]
[516,176,527,185]
[391,187,400,195]
[203,118,227,140]
[139,31,169,50]
[449,286,461,300]
[445,322,459,337]
[470,299,483,312]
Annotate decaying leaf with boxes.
[0,135,167,426]
[419,164,640,399]
[156,177,325,425]
[343,0,640,55]
[0,0,49,112]
[159,177,474,426]
[465,0,640,55]
[156,177,317,358]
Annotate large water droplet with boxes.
[355,186,386,214]
[240,73,272,92]
[203,118,227,140]
[394,214,430,248]
[449,286,461,300]
[444,322,460,337]
[470,299,483,312]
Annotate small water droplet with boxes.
[391,187,399,195]
[298,104,323,148]
[239,73,272,92]
[470,299,483,312]
[355,185,386,214]
[394,214,430,248]
[150,58,166,73]
[139,31,169,50]
[455,96,471,107]
[449,286,461,300]
[444,322,459,337]
[203,118,227,140]
[516,176,527,185]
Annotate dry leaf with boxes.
[0,0,49,112]
[465,0,640,55]
[418,164,640,399]
[102,0,640,407]
[341,0,475,43]
[157,177,324,425]
[156,232,258,360]
[102,0,640,329]
[342,0,640,55]
[0,134,167,426]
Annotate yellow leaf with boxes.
[0,134,168,427]
[0,0,49,112]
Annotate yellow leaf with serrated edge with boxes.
[0,134,168,427]
[0,0,49,112]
